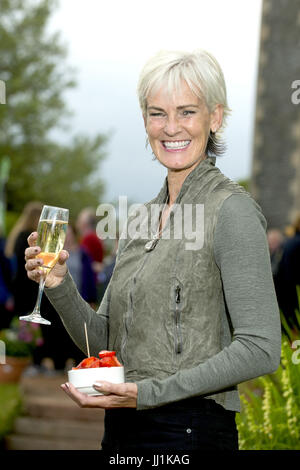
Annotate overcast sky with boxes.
[50,0,263,204]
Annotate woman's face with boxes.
[144,80,222,172]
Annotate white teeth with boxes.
[163,140,190,149]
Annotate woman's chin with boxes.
[157,154,188,170]
[158,157,200,172]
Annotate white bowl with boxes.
[68,366,125,396]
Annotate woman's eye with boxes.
[182,110,195,116]
[149,112,164,117]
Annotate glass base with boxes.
[19,313,51,326]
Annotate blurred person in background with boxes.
[283,224,295,238]
[76,207,104,270]
[276,213,300,333]
[4,202,46,370]
[64,223,97,306]
[5,201,43,316]
[5,202,84,374]
[267,229,284,278]
[97,237,119,299]
[76,207,105,304]
[0,232,14,329]
[266,228,284,303]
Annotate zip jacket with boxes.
[45,157,281,411]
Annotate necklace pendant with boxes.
[144,236,159,252]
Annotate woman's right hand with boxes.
[25,232,69,289]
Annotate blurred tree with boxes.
[238,178,250,193]
[0,0,107,217]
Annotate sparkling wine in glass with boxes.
[19,205,69,325]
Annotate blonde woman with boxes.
[25,50,281,452]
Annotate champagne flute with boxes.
[20,205,69,325]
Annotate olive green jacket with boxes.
[45,157,281,411]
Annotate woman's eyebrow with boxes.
[147,106,165,111]
[147,104,199,111]
[177,104,200,109]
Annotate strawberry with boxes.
[98,350,116,358]
[72,351,122,369]
[98,350,122,367]
[72,356,98,369]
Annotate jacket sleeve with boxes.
[136,194,282,410]
[45,271,111,356]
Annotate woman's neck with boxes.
[167,170,188,206]
[167,156,207,206]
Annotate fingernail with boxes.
[93,382,102,388]
[65,382,70,388]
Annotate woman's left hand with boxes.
[60,381,138,409]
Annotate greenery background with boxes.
[0,0,108,222]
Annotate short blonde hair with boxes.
[137,49,231,156]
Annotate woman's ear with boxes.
[210,104,224,133]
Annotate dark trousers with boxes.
[101,397,239,452]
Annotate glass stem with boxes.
[33,273,46,315]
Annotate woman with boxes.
[25,49,281,452]
[276,213,300,332]
[0,234,14,329]
[5,201,43,316]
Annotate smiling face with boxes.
[144,80,223,173]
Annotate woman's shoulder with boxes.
[205,168,265,223]
[215,192,268,240]
[220,192,265,220]
[213,193,269,265]
[211,170,250,199]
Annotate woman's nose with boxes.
[164,115,181,135]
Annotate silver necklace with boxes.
[144,196,169,252]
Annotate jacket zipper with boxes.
[121,290,134,363]
[175,285,182,354]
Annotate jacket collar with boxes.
[154,156,217,204]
